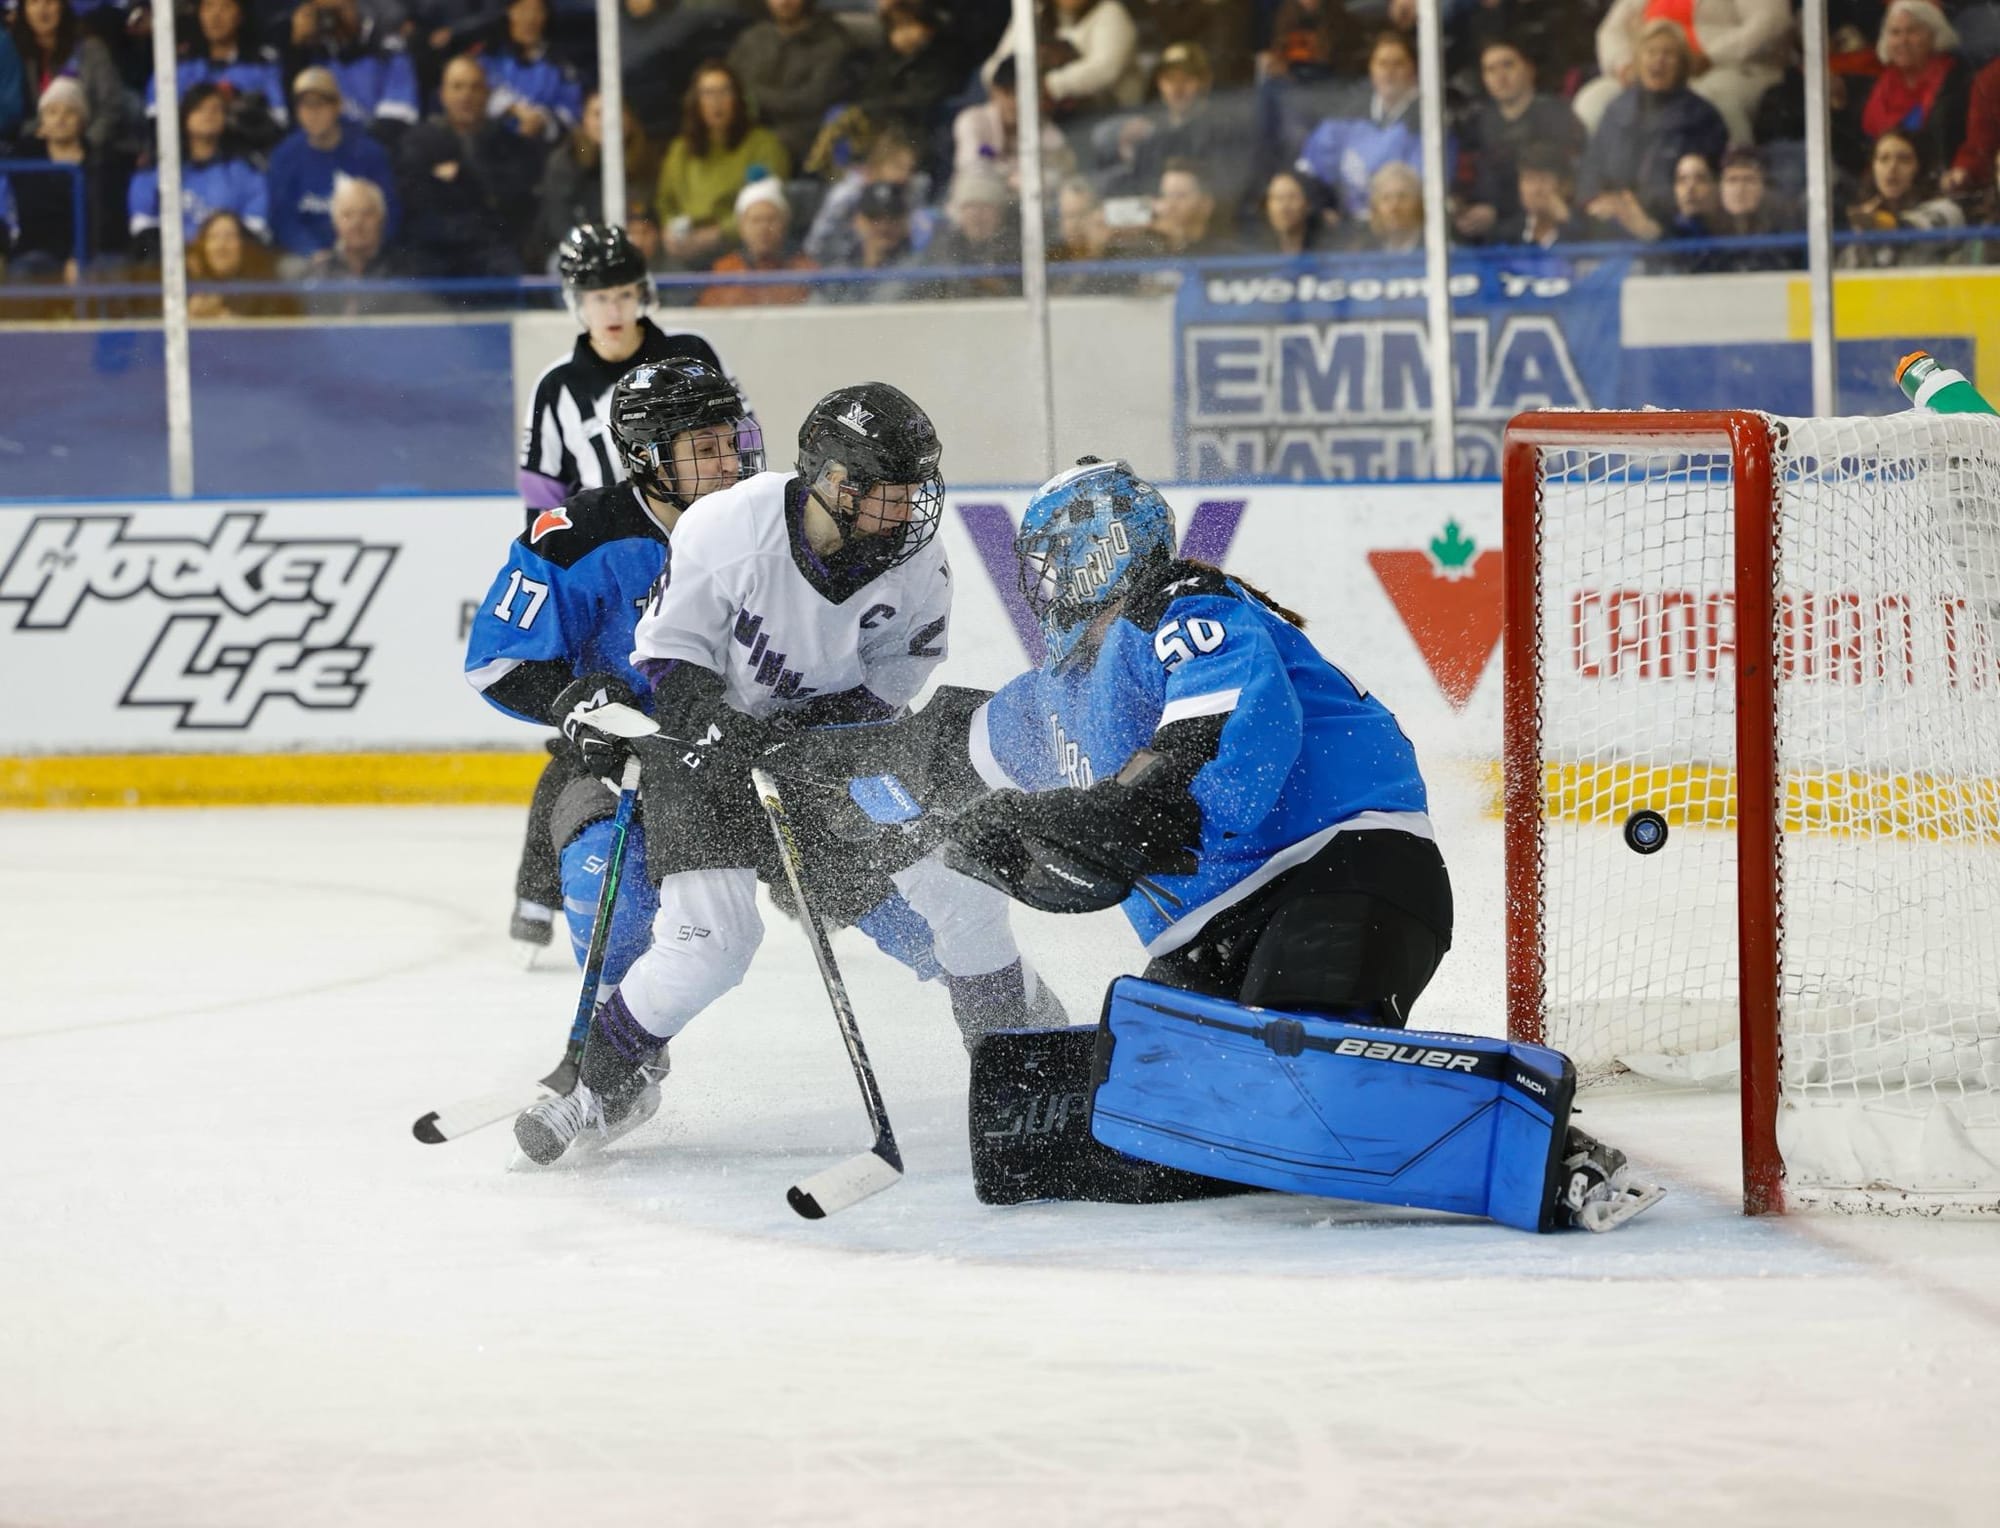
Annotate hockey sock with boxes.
[581,993,666,1125]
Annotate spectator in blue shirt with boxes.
[483,0,581,145]
[127,80,270,260]
[146,0,288,153]
[285,0,421,143]
[267,63,396,260]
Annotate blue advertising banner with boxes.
[1176,251,1630,481]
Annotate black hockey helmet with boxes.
[556,222,652,313]
[795,381,944,573]
[610,358,763,509]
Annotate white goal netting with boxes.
[1526,412,2000,1207]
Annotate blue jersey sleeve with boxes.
[128,166,159,233]
[465,540,607,722]
[376,50,420,125]
[973,670,1062,791]
[1150,594,1305,836]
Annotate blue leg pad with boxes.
[560,818,659,988]
[1090,976,1577,1232]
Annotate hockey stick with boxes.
[752,765,905,1217]
[412,751,645,1144]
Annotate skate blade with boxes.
[572,1086,662,1157]
[1579,1178,1667,1233]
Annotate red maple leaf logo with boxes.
[1368,520,1503,711]
[528,505,572,544]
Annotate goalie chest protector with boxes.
[1090,977,1578,1232]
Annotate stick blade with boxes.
[410,1086,543,1145]
[787,1147,903,1219]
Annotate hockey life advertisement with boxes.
[0,486,1504,756]
[1176,249,1629,481]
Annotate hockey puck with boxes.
[1624,810,1669,855]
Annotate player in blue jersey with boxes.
[505,224,737,956]
[468,358,762,988]
[773,458,1663,1231]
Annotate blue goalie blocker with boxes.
[1090,978,1577,1232]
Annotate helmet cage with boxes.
[796,384,946,573]
[812,461,945,573]
[612,363,762,509]
[624,414,763,508]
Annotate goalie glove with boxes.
[757,685,994,812]
[943,754,1202,915]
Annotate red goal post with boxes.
[1503,412,1782,1213]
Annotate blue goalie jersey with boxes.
[972,565,1432,953]
[465,484,673,723]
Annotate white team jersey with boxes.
[630,470,951,719]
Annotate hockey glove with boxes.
[670,706,790,783]
[944,765,1202,915]
[554,674,650,780]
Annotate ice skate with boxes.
[510,899,556,969]
[512,1050,667,1167]
[1557,1127,1665,1232]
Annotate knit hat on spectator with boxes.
[735,175,790,221]
[38,77,88,123]
[1156,42,1212,85]
[856,181,912,219]
[292,66,342,104]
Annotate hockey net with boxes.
[1503,410,2000,1213]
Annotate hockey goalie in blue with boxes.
[777,458,1664,1232]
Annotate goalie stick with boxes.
[752,766,905,1218]
[412,750,645,1144]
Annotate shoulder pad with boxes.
[1119,560,1237,632]
[518,485,660,568]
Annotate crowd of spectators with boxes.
[3,0,2000,309]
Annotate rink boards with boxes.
[0,484,1503,806]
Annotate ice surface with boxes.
[5,780,2000,1526]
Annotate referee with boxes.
[509,223,753,954]
[518,223,737,519]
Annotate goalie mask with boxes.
[1016,458,1176,667]
[796,381,945,576]
[610,359,763,510]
